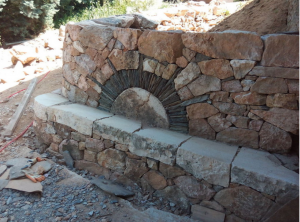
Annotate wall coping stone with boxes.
[231,147,299,196]
[34,93,69,120]
[130,128,191,165]
[177,137,238,187]
[47,103,113,136]
[93,115,142,145]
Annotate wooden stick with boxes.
[2,78,37,136]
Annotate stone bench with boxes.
[34,92,299,221]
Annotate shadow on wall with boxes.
[208,0,298,35]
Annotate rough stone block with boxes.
[78,24,115,51]
[187,103,219,119]
[48,103,113,136]
[199,59,234,79]
[216,127,258,148]
[74,160,111,179]
[266,93,298,109]
[114,28,142,50]
[221,80,243,92]
[176,137,238,187]
[191,205,225,222]
[85,138,105,152]
[138,30,184,63]
[259,122,292,153]
[182,31,263,61]
[84,150,97,162]
[59,139,83,160]
[251,108,299,134]
[230,60,255,79]
[174,62,200,90]
[174,176,216,200]
[159,162,185,179]
[34,93,69,121]
[231,92,267,105]
[108,49,139,70]
[71,132,86,142]
[249,66,299,79]
[143,58,158,73]
[214,186,273,221]
[261,34,299,68]
[93,115,141,145]
[142,170,167,190]
[66,85,89,104]
[231,147,299,197]
[251,77,288,94]
[213,102,246,116]
[130,128,191,165]
[97,148,126,172]
[189,119,216,140]
[92,15,135,28]
[124,158,149,181]
[187,75,221,96]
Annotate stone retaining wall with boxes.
[61,16,299,154]
[33,93,299,222]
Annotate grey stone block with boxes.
[231,147,299,197]
[34,93,69,120]
[130,128,191,165]
[48,103,113,136]
[93,115,142,145]
[176,137,238,187]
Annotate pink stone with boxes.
[177,86,194,101]
[199,59,234,79]
[249,120,264,131]
[251,77,288,94]
[187,103,219,119]
[176,56,188,68]
[210,91,230,102]
[85,138,105,152]
[266,93,298,109]
[182,31,263,61]
[142,170,167,190]
[138,30,184,63]
[207,113,232,132]
[259,122,292,153]
[251,108,299,134]
[261,34,299,68]
[226,115,249,129]
[174,176,216,200]
[216,127,259,148]
[286,79,299,95]
[221,80,243,92]
[114,28,142,50]
[108,49,139,70]
[189,119,216,140]
[231,92,267,105]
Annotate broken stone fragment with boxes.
[90,177,134,197]
[214,186,273,221]
[63,150,74,168]
[92,15,135,28]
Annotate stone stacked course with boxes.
[61,16,298,154]
[34,93,298,221]
[33,15,299,222]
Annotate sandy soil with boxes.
[209,0,291,35]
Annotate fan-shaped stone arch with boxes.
[88,60,192,133]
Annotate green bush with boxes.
[0,0,59,44]
[0,0,164,45]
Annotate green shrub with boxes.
[0,0,59,44]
